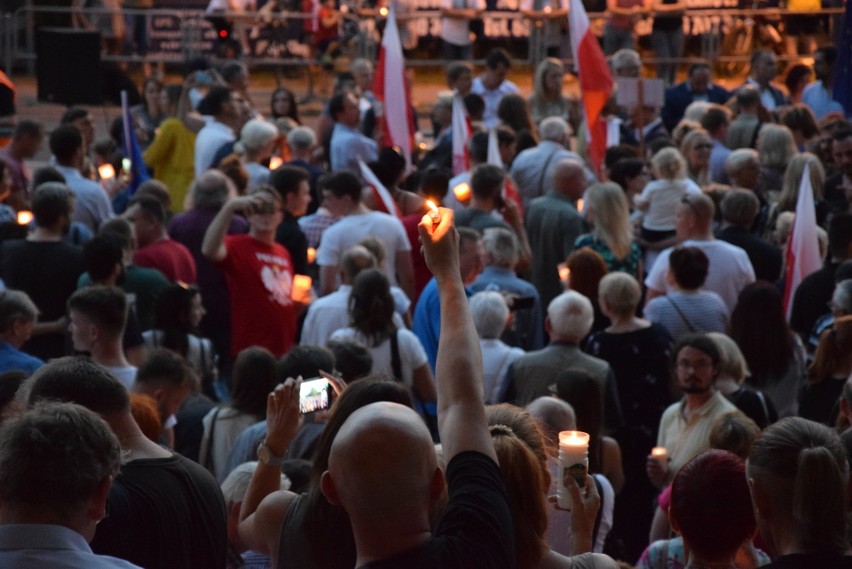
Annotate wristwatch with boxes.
[257,441,285,467]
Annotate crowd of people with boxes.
[0,37,851,568]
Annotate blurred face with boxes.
[753,53,778,84]
[688,68,711,93]
[124,204,157,248]
[833,137,852,178]
[159,384,192,420]
[544,68,564,94]
[72,114,95,145]
[452,70,473,95]
[322,189,347,217]
[483,63,509,90]
[813,51,831,82]
[675,346,716,394]
[626,168,650,199]
[686,136,713,168]
[272,91,292,117]
[286,180,312,217]
[247,194,284,234]
[188,293,205,329]
[0,169,10,202]
[353,67,373,92]
[341,93,361,127]
[144,81,161,111]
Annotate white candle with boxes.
[557,430,589,509]
[651,446,668,470]
[291,274,312,302]
[576,198,584,213]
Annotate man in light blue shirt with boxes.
[329,91,378,175]
[0,289,42,374]
[0,402,141,568]
[802,46,845,120]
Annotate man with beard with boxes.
[0,182,85,360]
[645,334,736,488]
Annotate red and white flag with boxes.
[784,163,822,320]
[372,4,414,171]
[451,95,471,175]
[358,159,401,218]
[567,0,613,177]
[487,128,523,216]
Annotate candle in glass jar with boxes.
[291,274,312,302]
[576,198,584,213]
[557,430,589,509]
[453,182,471,202]
[557,263,570,284]
[651,447,668,470]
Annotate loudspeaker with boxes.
[36,27,102,105]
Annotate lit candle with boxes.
[379,6,389,16]
[269,156,283,170]
[557,263,570,284]
[544,5,552,12]
[651,447,668,470]
[121,158,132,172]
[16,210,33,225]
[425,200,440,225]
[453,182,471,202]
[98,163,115,181]
[576,198,584,213]
[307,247,316,264]
[557,430,590,509]
[291,274,313,302]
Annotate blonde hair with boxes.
[652,147,688,181]
[584,182,633,260]
[532,57,564,101]
[707,332,750,384]
[598,272,641,317]
[757,124,797,170]
[778,152,825,212]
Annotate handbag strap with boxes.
[665,295,697,333]
[535,145,562,197]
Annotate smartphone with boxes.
[299,377,331,414]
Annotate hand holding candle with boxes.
[307,247,317,265]
[557,430,590,510]
[651,447,668,470]
[291,274,313,303]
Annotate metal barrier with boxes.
[4,4,844,74]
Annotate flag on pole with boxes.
[372,4,414,171]
[121,90,150,196]
[567,0,613,177]
[451,95,471,175]
[358,159,401,218]
[833,0,852,116]
[784,163,822,321]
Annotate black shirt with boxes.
[762,553,852,569]
[276,211,309,276]
[361,451,515,569]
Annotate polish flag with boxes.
[784,163,822,320]
[567,0,613,177]
[451,95,471,175]
[372,4,414,171]
[359,159,401,218]
[487,128,523,217]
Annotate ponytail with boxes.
[792,446,848,553]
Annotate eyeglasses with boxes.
[677,360,713,372]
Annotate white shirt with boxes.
[329,327,428,387]
[440,0,485,46]
[645,238,756,312]
[636,178,702,231]
[301,284,407,347]
[105,365,137,390]
[480,338,524,403]
[194,119,235,177]
[471,76,521,128]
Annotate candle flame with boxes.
[651,447,667,457]
[16,210,33,225]
[453,182,471,202]
[558,263,570,283]
[426,200,439,215]
[576,198,584,212]
[121,158,132,172]
[307,247,317,264]
[558,430,590,445]
[98,163,115,180]
[379,6,389,15]
[269,156,283,170]
[291,274,313,302]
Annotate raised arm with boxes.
[417,209,495,463]
[202,194,266,262]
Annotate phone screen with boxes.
[299,378,331,414]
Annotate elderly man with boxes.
[503,290,623,432]
[0,402,139,568]
[645,192,754,312]
[525,159,587,312]
[717,189,782,282]
[510,117,594,209]
[645,334,737,488]
[661,63,730,133]
[738,50,788,112]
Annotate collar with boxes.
[679,390,724,418]
[0,524,92,553]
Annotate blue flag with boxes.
[121,90,150,196]
[833,0,852,116]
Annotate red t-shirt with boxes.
[219,234,297,357]
[133,238,197,284]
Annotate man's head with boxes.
[269,166,312,217]
[720,189,759,229]
[0,290,38,348]
[326,339,373,384]
[189,169,237,210]
[59,106,94,148]
[469,164,505,206]
[320,172,362,217]
[124,195,166,248]
[321,402,441,525]
[481,227,519,269]
[458,227,485,285]
[700,105,730,140]
[469,131,490,165]
[669,246,710,290]
[31,182,73,232]
[83,234,124,285]
[470,291,510,341]
[340,244,377,285]
[675,192,715,240]
[286,126,317,158]
[67,286,127,353]
[831,129,852,179]
[0,402,120,538]
[610,49,641,78]
[725,149,760,189]
[329,91,361,128]
[481,49,512,90]
[813,46,837,83]
[539,116,570,145]
[446,61,473,95]
[735,85,761,113]
[26,355,132,417]
[245,186,285,238]
[11,119,44,158]
[221,61,249,92]
[546,291,594,343]
[750,50,778,85]
[687,63,712,94]
[349,59,374,93]
[200,86,237,122]
[672,334,720,395]
[277,345,336,383]
[552,159,588,201]
[134,348,197,421]
[49,124,84,167]
[828,213,852,262]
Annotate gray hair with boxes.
[725,148,759,179]
[286,126,317,150]
[220,461,289,505]
[189,169,236,210]
[832,279,852,314]
[539,116,570,142]
[237,119,279,153]
[482,227,519,268]
[470,291,510,339]
[526,396,576,442]
[0,290,39,332]
[547,291,594,340]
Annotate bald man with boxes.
[321,209,515,568]
[525,159,588,312]
[645,192,754,312]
